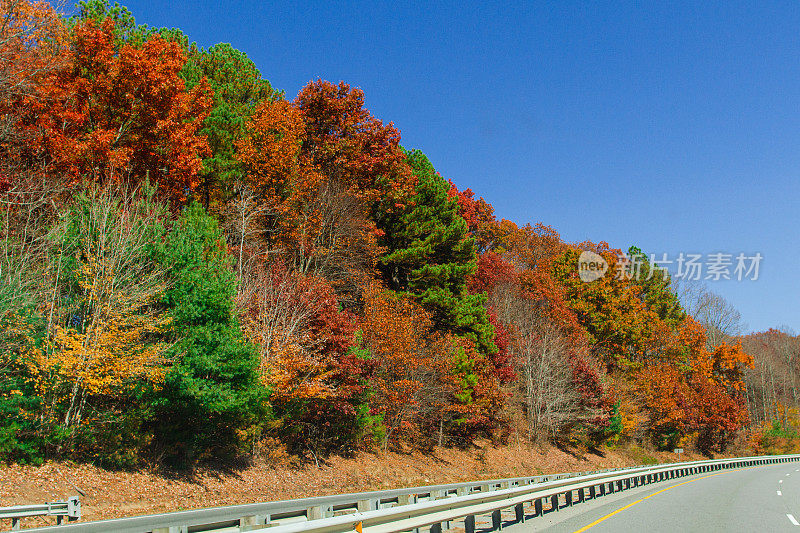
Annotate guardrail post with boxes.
[241,515,267,530]
[67,496,80,522]
[550,493,559,512]
[397,494,416,506]
[431,491,450,530]
[534,497,543,516]
[465,514,476,533]
[357,499,377,512]
[514,502,525,523]
[430,523,443,533]
[492,509,503,530]
[565,490,573,506]
[308,505,328,520]
[11,517,19,531]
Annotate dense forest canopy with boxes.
[0,0,796,468]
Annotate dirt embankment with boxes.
[0,441,707,529]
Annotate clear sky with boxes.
[78,0,800,333]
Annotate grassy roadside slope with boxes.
[1,441,709,528]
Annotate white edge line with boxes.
[788,514,799,526]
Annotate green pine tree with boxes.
[180,43,280,206]
[150,203,269,468]
[378,149,496,355]
[627,245,686,328]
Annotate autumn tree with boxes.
[0,0,66,203]
[23,17,212,200]
[360,282,458,450]
[10,184,172,466]
[238,97,381,299]
[447,184,498,254]
[237,260,372,459]
[636,317,751,452]
[489,281,604,441]
[742,328,800,425]
[551,246,669,372]
[294,80,415,218]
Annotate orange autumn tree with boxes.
[360,282,459,449]
[23,18,211,200]
[237,99,307,204]
[0,0,67,192]
[238,259,372,457]
[238,93,385,295]
[294,80,414,207]
[236,98,316,255]
[636,317,751,452]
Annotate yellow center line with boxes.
[572,466,761,533]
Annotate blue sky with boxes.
[75,1,800,333]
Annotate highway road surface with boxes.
[493,462,800,532]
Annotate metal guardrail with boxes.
[6,454,799,533]
[0,497,80,531]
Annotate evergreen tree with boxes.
[627,245,686,328]
[180,43,280,206]
[378,149,496,355]
[150,203,268,467]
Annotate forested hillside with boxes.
[0,0,796,470]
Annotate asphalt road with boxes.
[492,462,800,532]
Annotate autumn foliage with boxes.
[0,0,774,468]
[19,16,211,199]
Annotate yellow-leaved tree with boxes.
[30,184,171,445]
